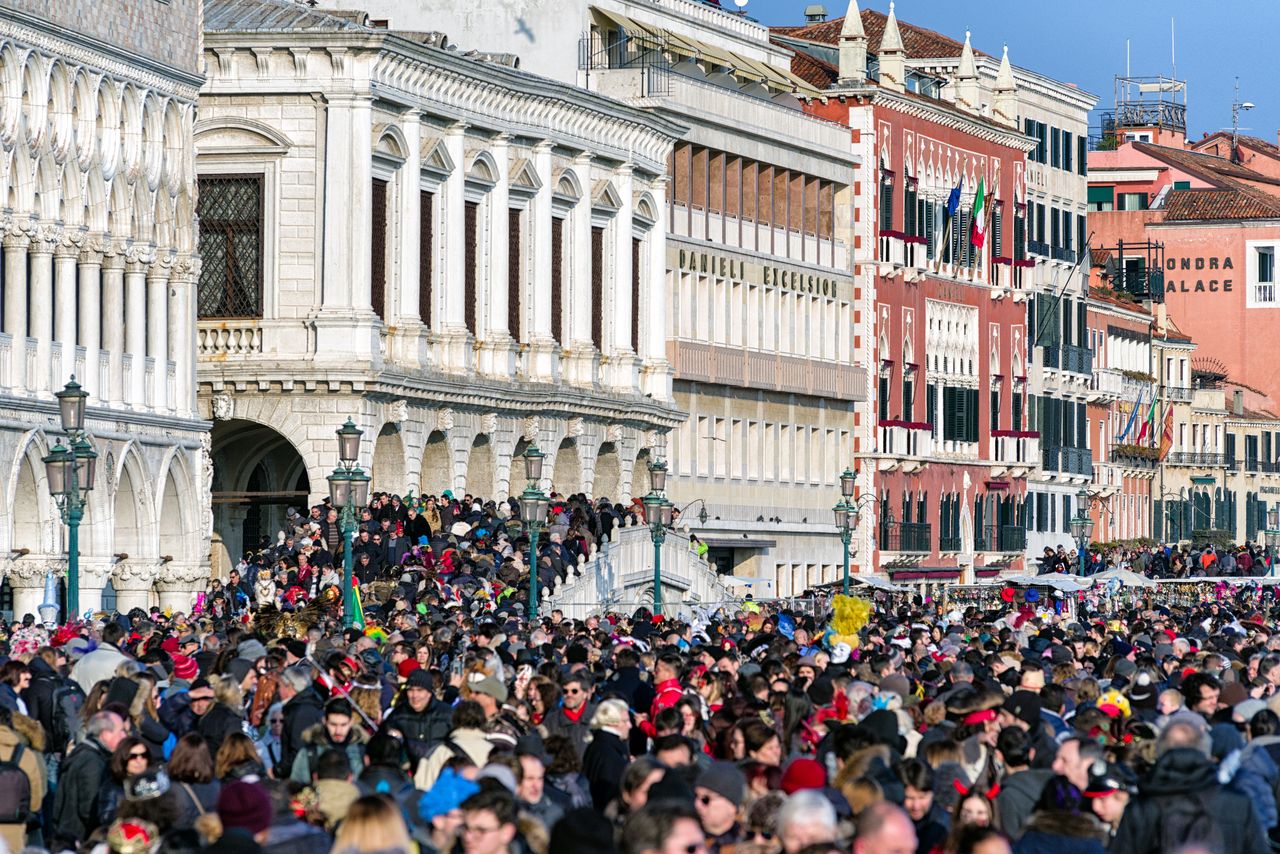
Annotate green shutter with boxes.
[1088,185,1114,205]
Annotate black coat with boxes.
[22,657,62,752]
[1112,747,1269,854]
[280,687,325,776]
[602,666,654,713]
[582,729,629,811]
[52,738,111,849]
[382,699,453,763]
[197,703,245,757]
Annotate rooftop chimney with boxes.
[1233,389,1244,416]
[804,4,828,22]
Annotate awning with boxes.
[590,8,659,38]
[701,537,777,550]
[1087,186,1114,205]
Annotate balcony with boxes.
[989,431,1040,476]
[881,522,932,554]
[1244,459,1280,474]
[1110,444,1158,468]
[1166,451,1228,467]
[1000,525,1027,552]
[939,535,962,552]
[1028,239,1050,258]
[877,421,934,470]
[1052,247,1078,264]
[1062,446,1093,476]
[1162,385,1194,403]
[1042,344,1093,375]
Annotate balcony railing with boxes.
[881,522,931,553]
[1042,345,1093,375]
[1244,459,1280,474]
[878,421,934,458]
[990,431,1040,467]
[1028,239,1050,258]
[1166,452,1228,467]
[1162,385,1194,402]
[1000,525,1027,552]
[1052,246,1078,264]
[939,535,962,552]
[975,524,997,552]
[1062,446,1093,475]
[1110,446,1158,468]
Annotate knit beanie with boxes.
[217,781,273,835]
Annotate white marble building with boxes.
[0,0,210,619]
[199,0,683,571]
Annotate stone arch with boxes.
[33,152,59,222]
[71,68,99,172]
[173,188,194,255]
[420,430,452,495]
[466,434,495,498]
[8,141,33,214]
[162,98,184,197]
[153,188,174,254]
[118,83,144,184]
[21,52,49,153]
[6,431,54,555]
[155,450,198,562]
[96,80,120,181]
[374,123,408,159]
[106,176,131,240]
[60,160,84,229]
[141,92,165,193]
[593,442,621,503]
[112,442,156,562]
[554,169,582,201]
[552,438,581,495]
[631,448,652,498]
[0,44,26,149]
[371,423,407,496]
[46,58,73,164]
[192,116,293,153]
[635,192,657,223]
[131,180,154,243]
[83,168,107,234]
[210,418,311,573]
[466,150,498,184]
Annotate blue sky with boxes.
[746,0,1274,144]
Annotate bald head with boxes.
[854,802,917,854]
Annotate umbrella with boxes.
[1090,568,1158,589]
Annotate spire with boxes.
[878,1,905,92]
[838,0,867,84]
[956,30,980,113]
[992,44,1019,128]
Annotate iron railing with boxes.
[881,522,931,553]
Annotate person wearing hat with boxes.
[208,780,275,854]
[410,768,479,853]
[462,669,528,751]
[694,761,746,853]
[383,668,453,764]
[1084,760,1135,842]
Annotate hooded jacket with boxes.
[1112,747,1269,854]
[996,768,1054,840]
[289,721,368,784]
[280,686,325,775]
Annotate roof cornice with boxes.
[853,86,1035,152]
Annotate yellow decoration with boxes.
[829,594,873,650]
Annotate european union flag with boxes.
[945,178,963,219]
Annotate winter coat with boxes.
[582,729,629,811]
[415,726,493,791]
[51,737,111,850]
[1112,747,1269,854]
[1225,744,1279,831]
[262,818,331,854]
[540,702,596,760]
[197,702,246,758]
[996,768,1054,840]
[0,723,44,853]
[171,779,221,829]
[1013,811,1110,854]
[383,698,453,762]
[280,687,325,776]
[69,643,128,693]
[20,657,61,750]
[289,722,368,784]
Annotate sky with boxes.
[743,0,1275,144]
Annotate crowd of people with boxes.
[0,490,1278,854]
[1041,540,1278,578]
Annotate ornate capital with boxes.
[113,560,160,586]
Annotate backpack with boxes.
[0,743,31,824]
[1153,790,1224,854]
[51,680,87,753]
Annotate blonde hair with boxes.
[590,698,630,731]
[331,795,413,854]
[211,674,243,708]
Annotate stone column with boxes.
[54,243,79,389]
[478,134,516,378]
[609,164,638,391]
[155,562,206,614]
[147,262,170,411]
[78,249,103,400]
[435,122,471,373]
[112,562,157,614]
[7,559,50,622]
[640,178,671,401]
[526,141,557,383]
[100,253,126,406]
[28,238,54,393]
[2,235,28,390]
[74,560,114,618]
[169,259,195,417]
[124,259,148,408]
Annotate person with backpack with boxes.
[1112,715,1270,854]
[0,704,44,852]
[52,711,126,851]
[414,701,494,791]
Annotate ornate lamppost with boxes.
[642,459,674,613]
[518,445,550,619]
[1068,487,1095,576]
[43,377,97,620]
[327,419,370,628]
[833,467,857,594]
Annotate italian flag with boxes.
[1136,394,1158,444]
[970,178,986,247]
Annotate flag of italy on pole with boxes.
[1137,394,1158,444]
[970,177,986,247]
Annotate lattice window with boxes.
[464,201,478,334]
[551,217,564,344]
[419,190,434,327]
[508,208,522,341]
[591,225,604,350]
[197,175,263,318]
[631,237,642,352]
[370,178,388,319]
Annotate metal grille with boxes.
[551,217,564,344]
[591,226,604,351]
[371,178,388,319]
[631,237,641,352]
[420,190,434,327]
[464,201,478,335]
[508,208,522,341]
[197,175,263,318]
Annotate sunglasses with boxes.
[128,750,149,760]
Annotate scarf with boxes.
[562,702,590,724]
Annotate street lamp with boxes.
[643,459,673,614]
[1068,487,1094,576]
[833,467,857,594]
[518,445,550,619]
[43,377,97,620]
[327,419,370,628]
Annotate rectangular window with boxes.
[903,376,915,422]
[879,174,894,233]
[1050,127,1061,169]
[197,174,264,318]
[990,388,1001,432]
[1012,390,1023,431]
[1088,185,1114,212]
[879,373,891,422]
[551,217,564,343]
[1062,131,1073,173]
[371,178,389,320]
[463,200,478,334]
[927,383,937,436]
[591,226,605,350]
[508,208,522,341]
[1078,135,1089,176]
[631,238,642,352]
[1257,246,1276,304]
[1050,207,1060,249]
[420,190,435,327]
[1118,192,1148,211]
[1078,214,1087,258]
[992,206,1003,258]
[1024,119,1037,162]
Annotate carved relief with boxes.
[211,393,234,420]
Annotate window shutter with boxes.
[992,207,1003,257]
[1078,135,1088,176]
[1077,301,1088,347]
[924,202,935,259]
[371,178,389,320]
[927,383,937,435]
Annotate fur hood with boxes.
[300,721,368,748]
[1022,810,1109,842]
[11,713,45,752]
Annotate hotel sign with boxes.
[670,246,851,300]
[1164,254,1235,293]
